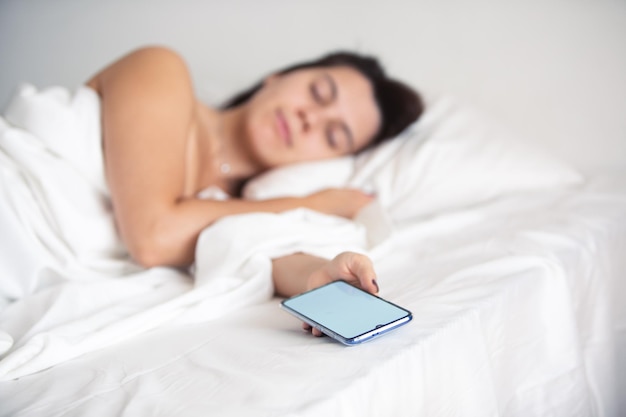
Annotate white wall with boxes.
[1,0,625,174]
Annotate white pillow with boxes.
[243,156,355,198]
[242,96,583,221]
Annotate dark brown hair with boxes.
[221,51,424,151]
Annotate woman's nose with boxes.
[296,109,309,132]
[297,107,323,133]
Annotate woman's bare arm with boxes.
[88,46,196,266]
[89,47,373,268]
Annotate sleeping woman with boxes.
[86,46,423,330]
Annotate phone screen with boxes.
[281,280,411,344]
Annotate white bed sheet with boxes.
[1,178,624,417]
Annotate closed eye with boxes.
[326,122,353,153]
[310,74,336,106]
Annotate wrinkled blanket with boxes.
[0,85,370,380]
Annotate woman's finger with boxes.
[340,252,379,294]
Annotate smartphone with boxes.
[280,280,412,345]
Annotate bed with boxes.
[2,1,626,415]
[0,81,624,417]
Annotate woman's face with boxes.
[242,65,381,168]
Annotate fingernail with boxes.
[372,280,379,293]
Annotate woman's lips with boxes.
[276,109,293,147]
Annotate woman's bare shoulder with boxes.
[86,46,193,94]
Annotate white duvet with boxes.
[1,176,624,417]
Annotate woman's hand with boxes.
[303,251,379,337]
[272,251,379,337]
[304,188,374,219]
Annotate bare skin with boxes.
[273,251,379,336]
[87,46,380,268]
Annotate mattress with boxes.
[1,176,624,417]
